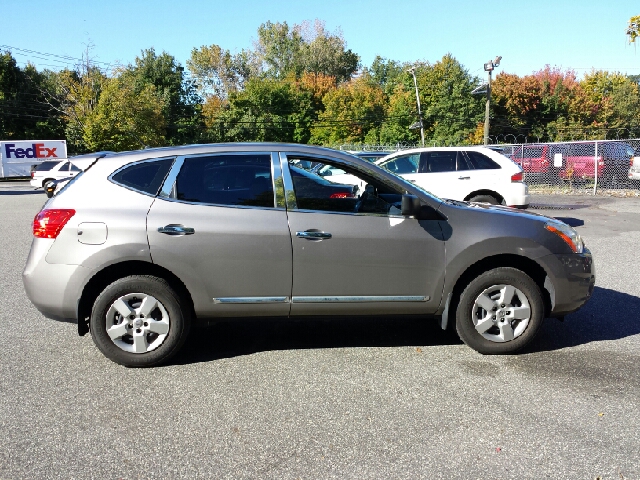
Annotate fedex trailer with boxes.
[0,140,67,178]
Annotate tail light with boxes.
[511,172,523,182]
[31,171,35,178]
[330,192,354,199]
[33,209,75,238]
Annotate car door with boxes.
[281,152,445,316]
[146,151,292,317]
[461,150,502,194]
[402,151,462,200]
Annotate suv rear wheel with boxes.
[90,275,190,367]
[468,194,500,205]
[455,267,544,354]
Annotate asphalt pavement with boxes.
[0,181,639,479]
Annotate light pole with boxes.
[408,66,425,146]
[483,56,501,146]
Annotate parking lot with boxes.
[1,180,639,479]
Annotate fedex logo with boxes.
[4,143,58,159]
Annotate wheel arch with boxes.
[441,254,551,330]
[77,260,196,336]
[464,190,505,204]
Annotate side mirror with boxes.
[401,194,444,220]
[401,194,421,216]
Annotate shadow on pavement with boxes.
[173,314,462,365]
[527,286,640,352]
[553,217,585,227]
[173,286,639,365]
[0,190,42,196]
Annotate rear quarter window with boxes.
[465,151,501,170]
[110,158,174,195]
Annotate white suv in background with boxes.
[30,160,81,188]
[375,147,529,208]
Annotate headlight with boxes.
[544,221,584,253]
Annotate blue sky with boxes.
[3,0,640,79]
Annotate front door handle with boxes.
[158,224,195,236]
[458,176,471,180]
[296,230,332,240]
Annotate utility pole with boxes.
[483,56,502,146]
[408,66,425,146]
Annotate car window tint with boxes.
[457,153,472,171]
[69,163,82,172]
[465,151,501,170]
[288,158,403,215]
[35,161,60,171]
[61,162,71,171]
[382,154,419,174]
[423,152,458,172]
[175,155,274,208]
[111,158,174,195]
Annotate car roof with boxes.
[71,143,375,173]
[375,146,504,164]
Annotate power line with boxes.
[0,44,114,67]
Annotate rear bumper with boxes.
[22,238,89,322]
[540,249,595,317]
[501,183,530,208]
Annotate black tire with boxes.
[455,267,544,355]
[42,178,54,188]
[468,194,500,205]
[90,275,190,367]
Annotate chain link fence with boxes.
[496,139,640,194]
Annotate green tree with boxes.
[187,44,257,98]
[123,48,202,145]
[296,20,359,83]
[255,21,304,78]
[0,52,64,140]
[211,77,314,143]
[417,55,484,145]
[254,20,359,82]
[82,75,166,151]
[311,74,386,145]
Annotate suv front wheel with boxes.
[455,267,544,354]
[90,275,190,367]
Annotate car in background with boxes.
[375,147,529,208]
[24,143,594,367]
[30,160,81,188]
[350,151,393,163]
[629,151,640,184]
[557,142,634,184]
[509,144,557,183]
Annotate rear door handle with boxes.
[296,230,332,240]
[458,176,471,180]
[158,224,195,236]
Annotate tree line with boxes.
[2,19,640,154]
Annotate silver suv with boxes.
[23,144,595,367]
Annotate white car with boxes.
[629,155,640,183]
[372,147,529,208]
[30,160,81,188]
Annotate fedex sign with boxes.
[2,140,67,161]
[5,143,59,159]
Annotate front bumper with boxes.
[540,249,595,317]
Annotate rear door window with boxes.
[35,161,61,171]
[174,154,274,208]
[111,158,174,195]
[422,151,458,172]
